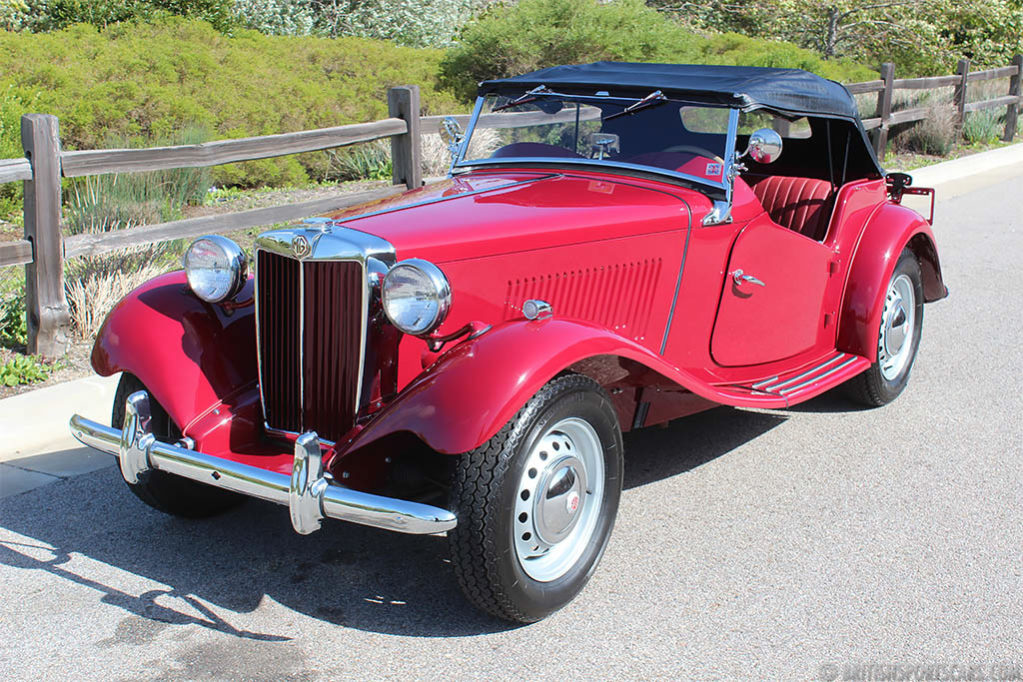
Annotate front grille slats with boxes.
[303,261,363,441]
[257,250,364,443]
[257,251,301,430]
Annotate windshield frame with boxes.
[450,90,740,196]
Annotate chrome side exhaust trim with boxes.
[69,391,457,536]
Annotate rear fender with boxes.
[837,203,947,359]
[342,318,716,456]
[91,271,259,432]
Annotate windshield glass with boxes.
[458,93,732,187]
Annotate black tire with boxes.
[846,249,924,406]
[112,374,244,518]
[448,374,623,623]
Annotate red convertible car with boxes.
[71,62,946,623]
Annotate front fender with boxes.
[343,318,718,456]
[837,203,947,359]
[91,271,258,430]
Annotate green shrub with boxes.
[962,108,1003,144]
[0,85,37,219]
[326,139,392,182]
[11,0,235,33]
[695,33,875,83]
[0,18,462,187]
[0,353,51,385]
[441,0,696,101]
[441,0,875,101]
[64,127,212,234]
[902,104,958,156]
[0,283,27,349]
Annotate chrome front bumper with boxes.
[69,390,457,536]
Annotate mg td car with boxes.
[71,62,946,623]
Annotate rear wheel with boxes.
[112,374,244,518]
[448,374,623,623]
[846,249,924,406]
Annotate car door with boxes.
[710,215,833,367]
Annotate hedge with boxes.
[0,17,462,187]
[441,0,876,101]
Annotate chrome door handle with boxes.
[731,269,766,287]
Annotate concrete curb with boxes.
[0,373,120,461]
[906,142,1023,196]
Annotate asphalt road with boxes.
[2,172,1021,681]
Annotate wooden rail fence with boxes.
[0,57,1021,359]
[848,57,1023,155]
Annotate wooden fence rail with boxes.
[60,118,409,178]
[861,57,1023,155]
[0,57,1021,359]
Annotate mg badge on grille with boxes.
[291,235,312,258]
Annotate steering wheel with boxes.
[663,145,725,163]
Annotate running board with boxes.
[712,351,870,408]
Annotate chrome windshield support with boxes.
[450,96,485,172]
[703,108,741,226]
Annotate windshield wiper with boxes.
[604,90,667,121]
[492,85,555,112]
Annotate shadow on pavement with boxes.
[0,405,783,639]
[781,386,874,414]
[623,406,786,489]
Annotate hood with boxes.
[327,170,709,263]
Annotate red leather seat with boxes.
[746,175,833,241]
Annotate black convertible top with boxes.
[479,61,861,120]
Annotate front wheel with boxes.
[846,249,924,406]
[448,374,623,623]
[112,374,244,518]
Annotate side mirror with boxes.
[440,116,464,162]
[742,128,783,164]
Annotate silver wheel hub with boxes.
[877,273,916,381]
[534,455,586,544]
[513,417,605,582]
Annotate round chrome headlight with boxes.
[183,235,248,303]
[382,259,451,335]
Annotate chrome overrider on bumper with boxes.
[68,390,457,536]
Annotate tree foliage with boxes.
[442,0,875,101]
[2,0,498,47]
[307,0,493,47]
[649,0,1023,75]
[8,0,235,32]
[230,0,315,36]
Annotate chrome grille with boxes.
[256,250,364,442]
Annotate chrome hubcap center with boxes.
[877,273,916,382]
[534,456,586,544]
[513,417,605,582]
[884,301,908,356]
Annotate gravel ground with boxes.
[0,173,1020,680]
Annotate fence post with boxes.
[388,86,422,190]
[953,58,970,139]
[772,118,791,137]
[872,62,895,159]
[1004,54,1022,142]
[21,114,69,360]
